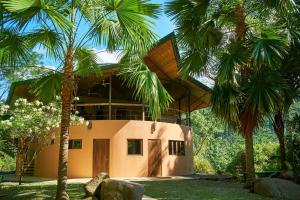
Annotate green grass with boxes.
[0,179,273,200]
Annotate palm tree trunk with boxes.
[273,110,287,170]
[234,0,256,189]
[244,132,255,189]
[56,2,75,199]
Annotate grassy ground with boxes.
[0,179,273,200]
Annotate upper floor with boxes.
[7,33,211,126]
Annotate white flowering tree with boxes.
[0,98,83,185]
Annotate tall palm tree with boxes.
[166,0,300,188]
[1,1,172,199]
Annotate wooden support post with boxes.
[178,99,181,124]
[109,76,112,120]
[142,105,145,121]
[188,91,191,126]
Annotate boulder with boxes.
[254,178,300,200]
[100,179,144,200]
[84,173,109,197]
[280,170,295,180]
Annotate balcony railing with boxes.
[76,103,190,126]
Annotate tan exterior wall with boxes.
[34,120,193,178]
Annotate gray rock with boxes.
[254,178,300,200]
[100,179,144,200]
[84,173,109,197]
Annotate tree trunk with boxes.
[16,138,25,185]
[55,47,74,200]
[244,132,255,189]
[273,110,287,170]
[234,0,256,189]
[55,2,75,199]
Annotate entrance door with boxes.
[148,139,162,177]
[93,139,110,177]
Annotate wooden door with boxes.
[93,139,110,177]
[148,139,162,177]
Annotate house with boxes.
[7,33,211,178]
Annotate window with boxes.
[69,139,82,149]
[169,140,185,156]
[128,139,143,155]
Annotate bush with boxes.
[254,142,280,172]
[0,152,15,172]
[193,157,214,174]
[286,133,300,174]
[225,150,245,176]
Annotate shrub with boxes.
[0,152,15,172]
[254,142,280,172]
[193,157,214,174]
[225,150,245,176]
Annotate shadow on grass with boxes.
[0,183,85,200]
[135,179,273,200]
[0,179,274,200]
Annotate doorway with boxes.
[93,139,110,177]
[148,139,162,176]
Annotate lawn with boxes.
[0,179,273,200]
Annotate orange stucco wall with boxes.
[34,120,193,178]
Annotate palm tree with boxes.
[1,1,172,199]
[166,0,300,188]
[273,40,300,171]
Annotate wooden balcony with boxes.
[76,103,190,126]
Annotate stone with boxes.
[280,170,295,180]
[84,173,109,197]
[254,178,300,200]
[100,179,144,200]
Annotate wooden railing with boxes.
[76,103,190,126]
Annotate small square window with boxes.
[169,140,185,156]
[69,139,82,149]
[128,139,143,155]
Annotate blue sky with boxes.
[39,0,175,67]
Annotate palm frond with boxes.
[87,0,160,54]
[210,82,240,129]
[1,0,71,31]
[119,54,173,120]
[0,28,30,66]
[250,29,288,69]
[74,47,101,77]
[262,0,299,14]
[243,68,287,115]
[26,26,64,59]
[31,71,62,103]
[216,40,248,84]
[179,48,209,77]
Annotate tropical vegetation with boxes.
[0,97,83,185]
[166,0,300,188]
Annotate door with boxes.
[93,139,110,177]
[148,139,162,177]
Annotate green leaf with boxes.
[74,47,102,77]
[119,54,173,120]
[26,27,63,59]
[31,72,62,103]
[250,30,288,68]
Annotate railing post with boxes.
[109,76,112,120]
[142,105,145,121]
